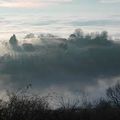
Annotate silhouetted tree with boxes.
[106,82,120,108]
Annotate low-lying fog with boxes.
[0,29,120,104]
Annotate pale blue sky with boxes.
[0,0,119,15]
[0,0,120,39]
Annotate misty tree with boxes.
[74,29,84,39]
[68,29,84,41]
[68,34,76,40]
[90,31,111,45]
[84,33,92,40]
[100,31,108,41]
[9,34,18,46]
[9,34,23,52]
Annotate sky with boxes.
[0,0,120,40]
[0,0,120,103]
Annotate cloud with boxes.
[0,0,72,8]
[70,19,120,26]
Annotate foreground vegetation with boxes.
[0,83,120,120]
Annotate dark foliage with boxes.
[0,84,120,120]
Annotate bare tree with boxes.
[106,82,120,108]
